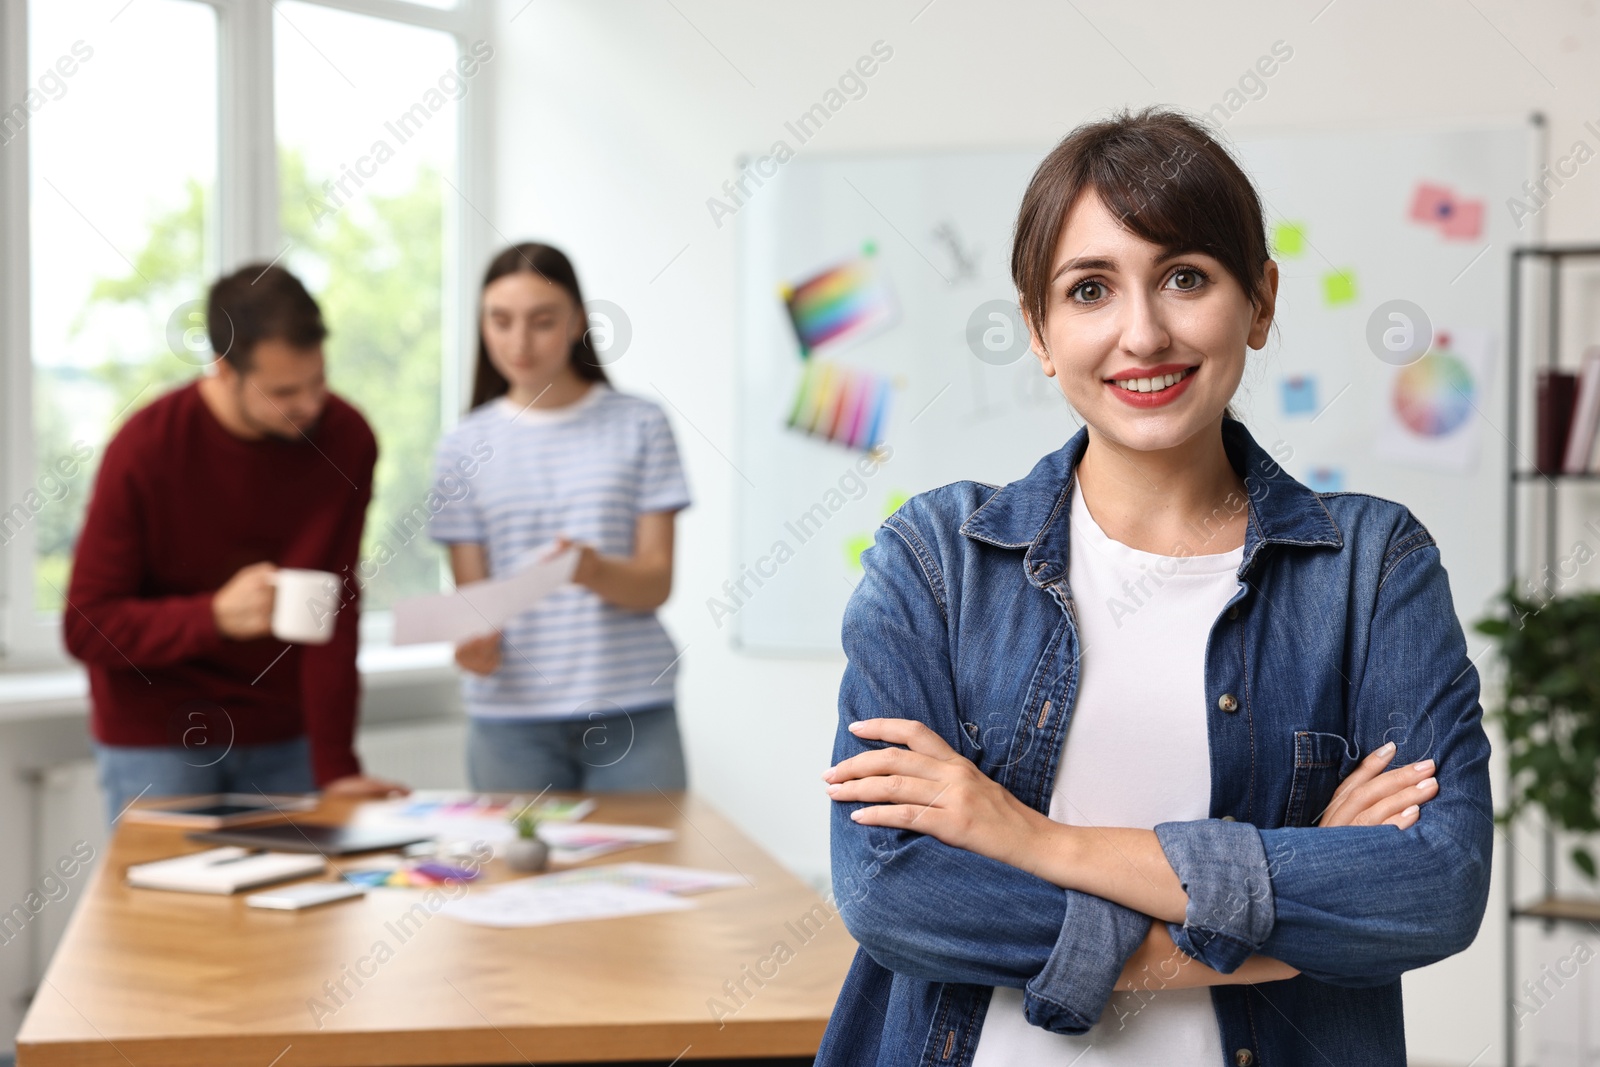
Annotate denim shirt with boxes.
[819,417,1493,1067]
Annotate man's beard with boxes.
[236,382,320,441]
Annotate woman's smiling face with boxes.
[1026,189,1278,454]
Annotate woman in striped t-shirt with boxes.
[429,243,692,792]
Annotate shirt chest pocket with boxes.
[1283,730,1361,827]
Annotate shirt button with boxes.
[1218,693,1239,713]
[1235,1051,1254,1067]
[1228,604,1239,620]
[1221,815,1236,822]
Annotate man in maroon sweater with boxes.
[65,264,407,823]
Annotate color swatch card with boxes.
[786,359,894,452]
[349,791,596,852]
[341,857,485,889]
[780,252,898,355]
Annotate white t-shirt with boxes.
[971,479,1242,1066]
[428,383,692,719]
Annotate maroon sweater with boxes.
[64,381,376,785]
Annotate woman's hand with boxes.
[823,718,1047,870]
[551,536,600,588]
[1121,743,1443,992]
[455,632,502,675]
[1317,741,1438,829]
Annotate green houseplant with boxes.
[1475,584,1600,880]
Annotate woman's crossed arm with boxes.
[826,719,1442,991]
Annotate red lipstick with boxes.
[1105,365,1198,408]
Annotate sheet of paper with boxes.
[391,543,578,645]
[530,862,750,894]
[536,822,677,864]
[441,879,693,928]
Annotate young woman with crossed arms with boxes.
[817,109,1490,1065]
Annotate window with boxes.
[275,2,460,611]
[26,0,219,615]
[1,0,488,658]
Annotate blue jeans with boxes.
[94,736,315,826]
[466,704,688,793]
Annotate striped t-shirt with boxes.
[427,383,691,720]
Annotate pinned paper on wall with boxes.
[779,246,898,356]
[1272,221,1307,258]
[1305,467,1345,493]
[786,359,895,452]
[1375,326,1494,471]
[1408,181,1484,241]
[1322,269,1358,307]
[1281,375,1318,416]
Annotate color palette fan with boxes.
[786,359,893,451]
[779,253,897,355]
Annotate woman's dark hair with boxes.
[1011,106,1272,422]
[471,242,609,409]
[206,263,327,372]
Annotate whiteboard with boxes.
[732,122,1535,654]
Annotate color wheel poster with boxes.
[1373,326,1493,472]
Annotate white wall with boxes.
[490,1,1600,1063]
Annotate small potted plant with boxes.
[504,802,550,873]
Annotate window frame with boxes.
[0,0,492,665]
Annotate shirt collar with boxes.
[958,416,1343,586]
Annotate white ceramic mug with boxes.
[269,568,342,645]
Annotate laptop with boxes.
[188,823,432,856]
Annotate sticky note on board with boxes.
[1305,467,1345,493]
[1438,199,1483,240]
[1281,376,1318,416]
[1408,183,1454,225]
[1272,222,1306,257]
[1408,181,1485,241]
[1322,270,1357,307]
[844,534,873,569]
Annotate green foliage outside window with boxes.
[34,149,448,615]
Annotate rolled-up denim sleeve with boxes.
[831,510,1148,1033]
[1147,527,1493,984]
[1150,819,1275,974]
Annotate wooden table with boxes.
[16,793,856,1066]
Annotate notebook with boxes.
[126,847,326,894]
